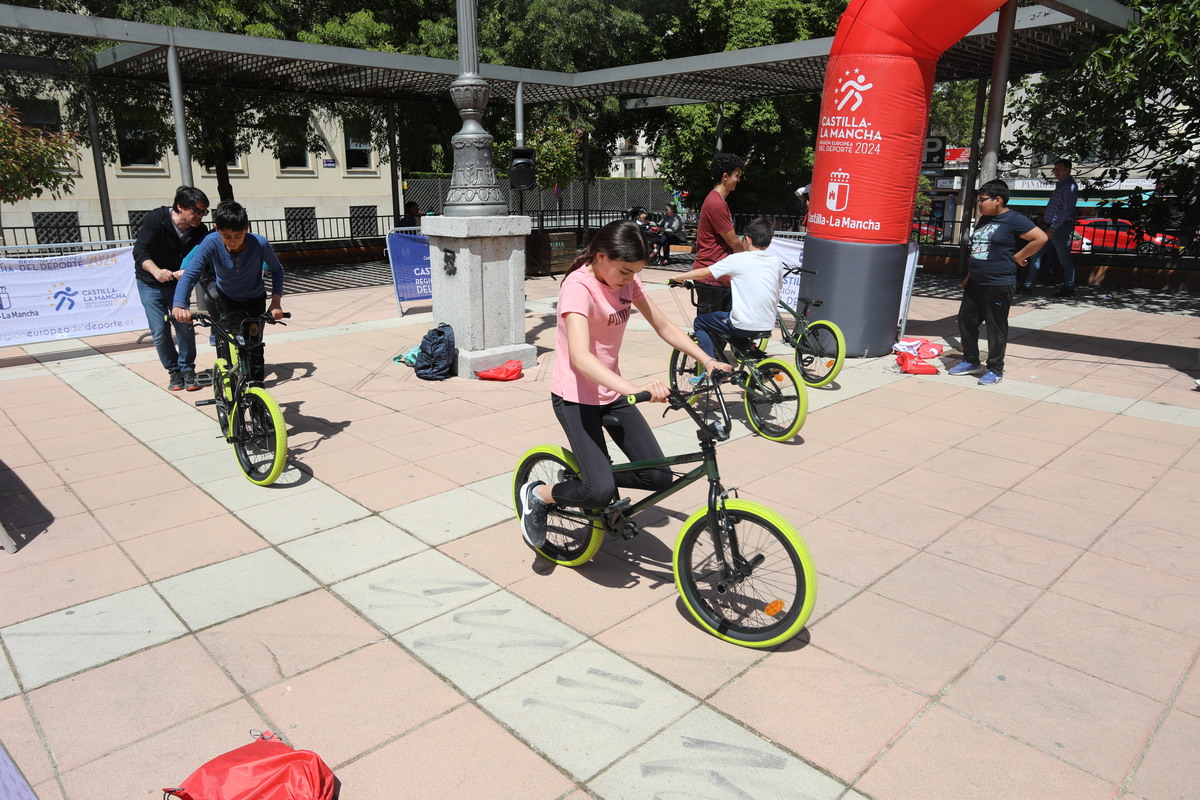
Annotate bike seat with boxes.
[798,297,822,308]
[601,412,624,428]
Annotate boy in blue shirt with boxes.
[172,201,285,383]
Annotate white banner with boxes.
[0,247,145,347]
[768,235,805,309]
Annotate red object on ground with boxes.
[163,734,336,800]
[475,360,524,381]
[895,351,939,375]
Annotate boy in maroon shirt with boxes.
[692,152,745,313]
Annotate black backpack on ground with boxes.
[413,323,456,380]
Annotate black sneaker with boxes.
[168,370,184,391]
[518,480,549,549]
[182,371,200,391]
[1016,284,1033,295]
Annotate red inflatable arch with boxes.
[804,0,1007,356]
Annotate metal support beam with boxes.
[83,91,114,240]
[979,0,1017,183]
[386,104,401,226]
[515,81,524,147]
[165,44,193,187]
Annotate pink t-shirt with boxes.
[550,266,646,405]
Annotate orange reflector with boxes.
[773,373,784,383]
[764,599,785,616]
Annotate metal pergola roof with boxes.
[1,1,1135,106]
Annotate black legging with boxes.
[656,232,685,258]
[549,394,672,508]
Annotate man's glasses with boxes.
[186,206,209,216]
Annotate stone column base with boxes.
[456,343,538,377]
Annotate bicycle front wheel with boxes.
[743,357,807,441]
[674,500,816,648]
[512,445,603,567]
[231,387,288,485]
[795,320,845,388]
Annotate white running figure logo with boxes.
[837,69,873,112]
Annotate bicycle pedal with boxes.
[195,372,215,387]
[194,398,216,407]
[621,522,642,540]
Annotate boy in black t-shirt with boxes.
[949,180,1047,386]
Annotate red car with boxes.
[1073,218,1181,255]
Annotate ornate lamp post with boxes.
[443,0,507,217]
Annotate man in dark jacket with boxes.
[133,185,210,391]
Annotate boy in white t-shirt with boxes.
[670,216,784,360]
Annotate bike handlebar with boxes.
[625,373,733,442]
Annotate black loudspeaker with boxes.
[509,147,536,190]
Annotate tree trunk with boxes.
[215,140,235,202]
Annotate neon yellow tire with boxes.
[795,320,846,388]
[513,445,603,566]
[743,357,807,441]
[674,500,817,648]
[230,387,287,485]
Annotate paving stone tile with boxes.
[800,517,919,588]
[931,519,1082,588]
[1,586,186,689]
[711,647,929,781]
[154,549,318,630]
[813,591,990,695]
[974,491,1116,549]
[943,642,1164,783]
[396,592,584,698]
[872,553,1042,636]
[91,485,228,540]
[0,695,53,784]
[593,704,847,800]
[858,704,1117,800]
[333,703,573,799]
[332,462,458,512]
[57,700,268,800]
[251,641,465,767]
[0,658,17,699]
[477,641,697,782]
[1051,552,1200,637]
[596,595,769,699]
[0,513,113,576]
[1127,709,1200,800]
[279,516,425,583]
[197,590,384,693]
[381,485,513,546]
[0,545,145,627]
[28,637,239,771]
[825,491,961,549]
[1002,593,1194,702]
[121,516,267,581]
[233,485,371,544]
[332,548,497,634]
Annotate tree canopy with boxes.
[0,103,79,243]
[1009,0,1200,237]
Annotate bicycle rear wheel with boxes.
[668,344,703,397]
[512,445,603,567]
[231,387,287,485]
[743,357,807,441]
[674,500,816,648]
[795,320,845,387]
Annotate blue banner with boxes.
[386,231,432,308]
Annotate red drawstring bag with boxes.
[895,351,939,375]
[163,732,336,800]
[475,360,523,381]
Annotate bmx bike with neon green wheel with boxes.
[512,376,817,649]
